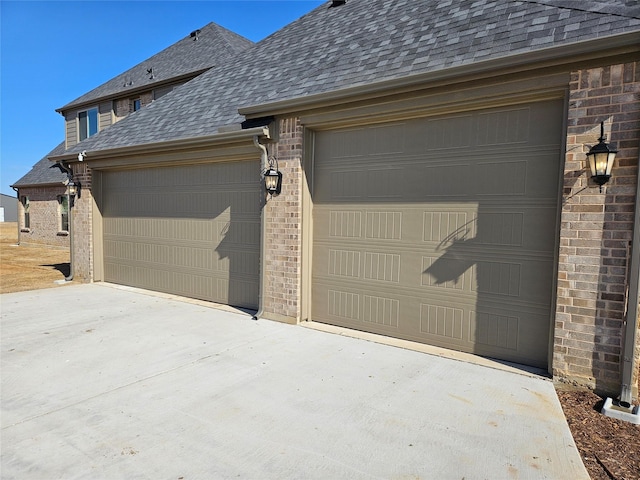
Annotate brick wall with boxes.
[114,91,159,119]
[555,61,639,398]
[70,163,94,282]
[17,186,70,249]
[262,117,304,323]
[140,92,154,108]
[114,99,129,119]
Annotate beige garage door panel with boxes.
[312,100,563,367]
[102,161,260,309]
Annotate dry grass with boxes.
[0,222,70,293]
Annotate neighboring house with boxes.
[11,22,254,246]
[0,193,18,222]
[50,0,640,401]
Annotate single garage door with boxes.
[102,160,260,309]
[312,99,563,367]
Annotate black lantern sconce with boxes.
[264,155,282,196]
[66,181,81,207]
[587,122,617,192]
[67,182,78,197]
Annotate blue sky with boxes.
[0,0,324,196]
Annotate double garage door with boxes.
[312,99,563,367]
[99,99,562,368]
[101,160,260,309]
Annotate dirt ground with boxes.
[556,386,639,480]
[1,221,638,478]
[0,222,70,293]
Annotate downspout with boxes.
[252,135,268,320]
[65,189,75,282]
[10,186,19,244]
[619,150,640,407]
[54,160,75,282]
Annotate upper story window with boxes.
[78,108,98,141]
[132,98,141,112]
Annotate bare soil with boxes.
[0,222,70,293]
[1,222,638,478]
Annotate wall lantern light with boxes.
[264,156,282,196]
[66,181,81,206]
[67,182,78,197]
[587,122,617,192]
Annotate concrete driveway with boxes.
[1,284,588,479]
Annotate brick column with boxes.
[262,117,304,323]
[555,62,639,398]
[71,163,94,282]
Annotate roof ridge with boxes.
[57,21,254,112]
[519,0,640,19]
[58,0,640,156]
[208,22,256,52]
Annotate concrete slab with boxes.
[602,397,640,424]
[1,284,589,479]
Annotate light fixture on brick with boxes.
[67,182,77,196]
[264,153,282,196]
[587,121,617,192]
[66,181,80,207]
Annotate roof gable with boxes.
[58,22,254,112]
[61,0,640,155]
[12,142,68,188]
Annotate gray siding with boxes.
[99,101,113,129]
[0,194,18,222]
[65,110,78,148]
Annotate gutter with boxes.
[252,135,269,321]
[49,127,269,164]
[239,31,640,119]
[55,68,212,114]
[10,181,66,189]
[10,186,19,243]
[602,149,640,424]
[620,150,640,406]
[52,161,75,282]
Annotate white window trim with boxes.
[57,195,70,233]
[78,107,99,141]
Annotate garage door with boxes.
[312,99,563,367]
[102,161,260,309]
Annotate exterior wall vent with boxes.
[329,0,346,8]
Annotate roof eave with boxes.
[49,126,271,163]
[55,68,212,114]
[239,31,640,118]
[11,181,66,189]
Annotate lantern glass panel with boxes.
[265,174,278,191]
[605,152,616,175]
[594,152,609,176]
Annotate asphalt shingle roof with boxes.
[58,22,254,111]
[12,142,68,188]
[61,0,640,155]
